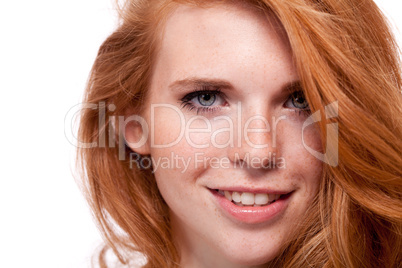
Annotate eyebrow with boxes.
[273,80,303,103]
[168,78,234,92]
[168,77,302,95]
[284,80,303,93]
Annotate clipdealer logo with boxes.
[65,101,339,167]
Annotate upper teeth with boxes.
[218,190,281,206]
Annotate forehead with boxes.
[151,3,297,92]
[159,3,289,57]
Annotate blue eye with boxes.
[197,93,216,106]
[180,89,225,113]
[285,91,309,110]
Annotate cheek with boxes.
[150,113,230,170]
[150,105,186,147]
[151,150,206,225]
[277,120,323,192]
[298,123,324,194]
[302,122,323,153]
[149,119,230,214]
[299,155,323,197]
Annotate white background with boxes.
[0,1,400,267]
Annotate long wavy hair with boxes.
[77,0,402,267]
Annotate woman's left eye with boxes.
[285,90,310,111]
[180,89,225,113]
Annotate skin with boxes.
[126,3,323,268]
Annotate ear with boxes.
[123,114,151,155]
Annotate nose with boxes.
[227,105,279,169]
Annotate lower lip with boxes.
[210,189,291,224]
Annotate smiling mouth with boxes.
[214,189,289,207]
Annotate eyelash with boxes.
[179,88,311,116]
[180,87,225,114]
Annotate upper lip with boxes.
[207,186,293,195]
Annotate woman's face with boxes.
[127,3,322,267]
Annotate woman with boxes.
[78,0,402,267]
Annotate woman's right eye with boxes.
[180,89,226,113]
[196,92,217,106]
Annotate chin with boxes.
[217,242,282,267]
